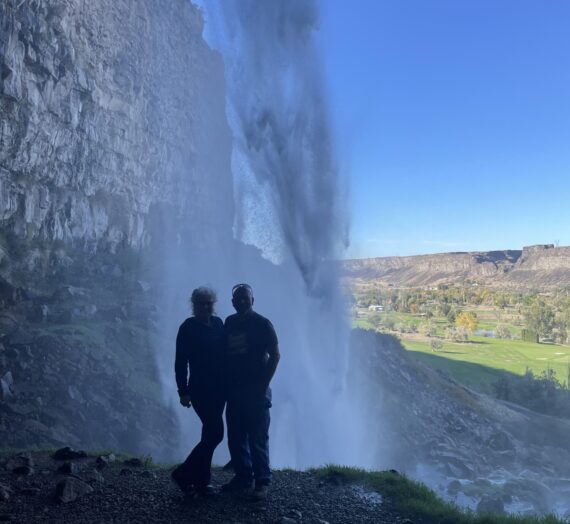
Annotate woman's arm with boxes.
[174,323,191,398]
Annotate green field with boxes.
[403,336,570,391]
[353,310,570,392]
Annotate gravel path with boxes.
[0,451,403,523]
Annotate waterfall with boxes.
[155,0,370,469]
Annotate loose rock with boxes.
[52,447,87,461]
[55,477,94,503]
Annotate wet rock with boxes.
[0,484,12,501]
[477,494,505,514]
[19,487,40,496]
[136,280,151,292]
[52,286,88,302]
[0,313,19,337]
[285,509,303,520]
[0,372,14,400]
[12,465,34,476]
[280,519,297,524]
[120,468,132,476]
[52,447,87,460]
[58,462,81,475]
[8,328,34,346]
[447,480,462,494]
[55,476,94,503]
[486,431,515,452]
[7,452,33,472]
[95,454,116,469]
[86,469,105,484]
[123,457,143,467]
[67,385,84,403]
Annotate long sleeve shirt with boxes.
[174,316,225,396]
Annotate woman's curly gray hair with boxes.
[190,286,217,314]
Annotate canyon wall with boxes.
[0,0,233,458]
[343,245,570,290]
[0,0,233,258]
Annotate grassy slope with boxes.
[313,466,565,524]
[353,312,570,392]
[404,336,570,391]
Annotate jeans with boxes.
[179,387,225,487]
[226,385,272,485]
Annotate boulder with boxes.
[55,476,93,503]
[52,447,87,460]
[477,494,505,514]
[58,462,82,475]
[0,313,19,338]
[0,372,14,400]
[86,469,105,484]
[123,457,143,467]
[0,484,12,501]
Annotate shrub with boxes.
[420,321,437,338]
[430,339,443,351]
[445,327,468,342]
[494,325,511,339]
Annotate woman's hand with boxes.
[179,394,192,408]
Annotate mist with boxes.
[151,0,370,470]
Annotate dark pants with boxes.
[226,385,272,485]
[179,388,225,487]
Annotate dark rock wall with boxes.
[0,0,234,458]
[0,0,233,255]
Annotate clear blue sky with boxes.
[318,0,570,258]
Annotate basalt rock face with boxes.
[0,0,233,255]
[343,245,570,290]
[0,0,233,457]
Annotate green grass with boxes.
[402,336,570,391]
[353,307,570,392]
[313,465,565,524]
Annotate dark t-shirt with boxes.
[175,316,225,395]
[224,311,278,387]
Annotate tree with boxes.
[523,301,555,340]
[446,308,456,324]
[456,311,479,333]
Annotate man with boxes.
[222,283,280,500]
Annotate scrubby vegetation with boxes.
[314,466,565,524]
[350,285,570,418]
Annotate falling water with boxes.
[154,0,371,469]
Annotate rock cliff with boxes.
[343,245,570,290]
[0,0,233,255]
[0,0,233,458]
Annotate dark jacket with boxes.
[175,316,225,396]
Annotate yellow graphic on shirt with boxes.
[227,332,248,355]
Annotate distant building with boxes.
[368,305,383,312]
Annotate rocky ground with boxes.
[0,449,400,524]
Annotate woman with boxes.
[171,286,226,496]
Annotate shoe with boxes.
[221,476,253,494]
[250,483,269,501]
[195,484,217,497]
[170,467,194,494]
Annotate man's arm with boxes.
[261,343,280,390]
